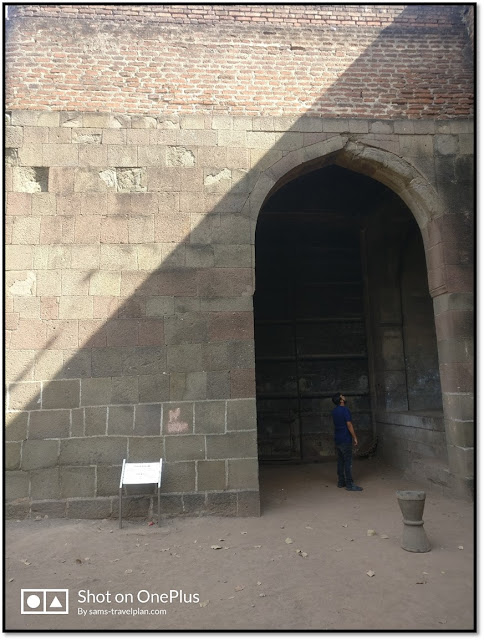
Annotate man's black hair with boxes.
[332,393,342,406]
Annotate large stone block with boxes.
[127,436,164,463]
[444,418,474,448]
[227,399,257,432]
[197,460,226,491]
[165,313,208,345]
[21,439,59,470]
[164,434,205,462]
[135,404,162,436]
[205,492,237,516]
[42,379,80,410]
[43,144,79,166]
[31,500,67,519]
[59,296,93,319]
[6,471,30,501]
[138,374,170,403]
[67,498,113,519]
[167,344,203,372]
[59,349,92,379]
[194,401,226,434]
[162,461,196,492]
[31,467,61,500]
[122,346,167,377]
[8,382,41,411]
[169,372,207,401]
[96,465,123,496]
[230,369,256,399]
[447,444,474,478]
[442,392,474,422]
[71,408,85,437]
[6,442,21,470]
[206,431,257,459]
[227,458,259,489]
[207,371,230,400]
[91,347,125,377]
[59,437,128,465]
[208,311,253,342]
[112,376,139,404]
[29,410,70,439]
[108,405,135,435]
[60,466,96,498]
[5,411,28,441]
[81,378,113,407]
[6,500,31,519]
[85,407,108,436]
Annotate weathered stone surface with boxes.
[31,468,61,500]
[60,466,96,498]
[206,431,257,459]
[42,379,80,410]
[59,437,127,465]
[227,458,259,489]
[96,465,122,496]
[205,492,237,516]
[29,410,70,439]
[31,500,67,519]
[164,434,205,461]
[167,344,203,372]
[169,371,207,401]
[67,498,113,519]
[8,382,41,411]
[197,460,226,491]
[5,411,29,441]
[108,405,134,435]
[138,373,170,403]
[6,471,30,501]
[128,436,164,463]
[134,404,162,436]
[162,461,196,492]
[85,407,107,436]
[6,442,21,470]
[194,401,226,434]
[22,439,58,470]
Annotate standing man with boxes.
[331,393,363,491]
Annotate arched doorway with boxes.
[254,164,444,469]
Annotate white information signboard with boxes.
[119,459,163,528]
[121,461,163,486]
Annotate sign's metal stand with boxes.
[119,459,163,529]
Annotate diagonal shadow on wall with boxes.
[5,5,473,509]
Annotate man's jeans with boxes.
[336,442,353,487]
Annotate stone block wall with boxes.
[5,5,475,515]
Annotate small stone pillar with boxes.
[396,490,431,553]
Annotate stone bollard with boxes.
[396,490,431,553]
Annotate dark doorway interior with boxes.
[254,164,442,465]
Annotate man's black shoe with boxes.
[346,484,363,491]
[337,482,346,488]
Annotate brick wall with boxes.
[6,4,473,118]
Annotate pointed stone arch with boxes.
[246,136,445,236]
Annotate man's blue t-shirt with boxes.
[332,405,353,444]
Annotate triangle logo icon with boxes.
[50,596,63,608]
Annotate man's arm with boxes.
[346,421,358,446]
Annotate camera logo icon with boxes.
[21,589,69,615]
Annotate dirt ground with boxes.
[4,459,475,632]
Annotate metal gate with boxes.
[254,212,372,462]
